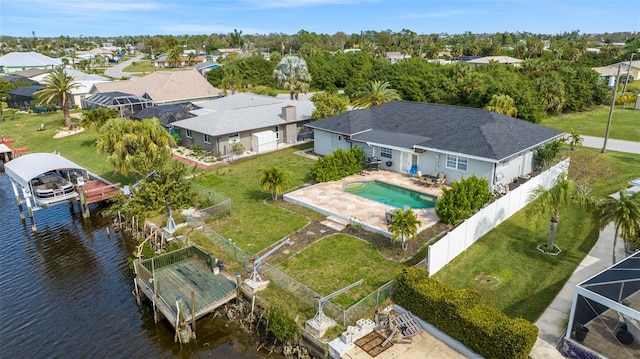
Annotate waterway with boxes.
[0,173,277,358]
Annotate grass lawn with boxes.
[540,105,640,142]
[0,112,133,184]
[275,234,404,308]
[193,144,315,254]
[435,149,640,322]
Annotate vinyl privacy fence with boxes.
[427,158,570,276]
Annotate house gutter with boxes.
[493,133,565,163]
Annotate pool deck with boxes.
[284,170,444,237]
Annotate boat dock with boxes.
[4,152,121,231]
[133,245,238,343]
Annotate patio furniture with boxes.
[424,177,435,187]
[407,165,417,176]
[622,314,640,345]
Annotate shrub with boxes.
[435,175,492,225]
[267,308,298,342]
[231,142,245,154]
[193,144,203,154]
[311,148,365,182]
[395,267,537,359]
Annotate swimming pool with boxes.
[343,181,436,209]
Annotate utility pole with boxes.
[601,64,622,153]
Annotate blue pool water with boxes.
[344,181,436,209]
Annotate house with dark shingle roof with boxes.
[305,101,564,189]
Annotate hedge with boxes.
[395,267,538,359]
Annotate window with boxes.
[274,126,279,140]
[228,133,239,144]
[380,147,392,159]
[185,129,192,139]
[203,134,211,144]
[337,135,342,142]
[446,154,468,171]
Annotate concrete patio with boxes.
[284,170,444,236]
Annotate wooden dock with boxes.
[133,245,238,341]
[80,180,121,204]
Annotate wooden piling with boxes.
[191,290,196,338]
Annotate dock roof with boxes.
[5,153,85,188]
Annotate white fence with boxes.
[427,158,570,276]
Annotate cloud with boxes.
[5,0,164,15]
[240,0,377,9]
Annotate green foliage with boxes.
[435,175,492,225]
[533,139,563,170]
[257,166,292,200]
[387,208,421,252]
[616,93,637,105]
[231,142,245,154]
[193,143,203,154]
[310,92,349,120]
[79,107,119,131]
[395,267,538,359]
[267,308,298,342]
[311,148,365,182]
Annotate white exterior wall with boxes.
[312,130,350,156]
[495,149,536,186]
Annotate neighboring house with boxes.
[1,73,41,85]
[0,51,62,74]
[385,52,411,63]
[27,68,111,107]
[131,102,200,129]
[195,61,222,75]
[466,56,522,67]
[305,101,563,190]
[592,61,639,84]
[89,70,223,105]
[154,54,206,68]
[171,93,314,156]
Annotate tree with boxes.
[435,175,493,225]
[534,140,563,171]
[387,208,421,253]
[484,94,518,117]
[79,107,119,131]
[310,92,349,120]
[186,52,197,66]
[257,166,292,200]
[273,55,312,100]
[166,47,182,68]
[527,173,587,251]
[597,190,640,264]
[96,118,175,178]
[34,67,80,128]
[566,128,583,151]
[350,81,401,108]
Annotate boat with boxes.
[29,170,80,208]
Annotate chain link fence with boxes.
[189,182,231,218]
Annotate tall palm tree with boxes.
[187,52,197,66]
[166,47,183,68]
[597,190,640,264]
[273,55,312,100]
[350,81,401,109]
[387,208,421,253]
[257,166,291,200]
[35,67,80,128]
[527,173,587,251]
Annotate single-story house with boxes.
[131,102,200,128]
[466,56,522,67]
[305,101,564,190]
[592,60,640,83]
[386,52,411,63]
[171,93,314,156]
[27,68,111,107]
[89,69,223,105]
[81,91,154,117]
[0,52,62,74]
[195,61,222,75]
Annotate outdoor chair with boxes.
[407,165,417,176]
[431,171,439,178]
[623,314,640,345]
[424,177,435,187]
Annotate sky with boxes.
[1,0,638,38]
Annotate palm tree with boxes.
[597,190,640,264]
[273,55,312,100]
[350,81,401,109]
[166,47,183,68]
[187,52,197,67]
[258,166,292,200]
[387,208,421,253]
[567,128,584,151]
[97,118,175,178]
[34,67,80,128]
[484,94,518,117]
[527,173,587,251]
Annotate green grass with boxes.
[0,112,133,184]
[276,234,404,308]
[193,144,315,254]
[435,149,640,322]
[539,105,640,142]
[122,60,172,75]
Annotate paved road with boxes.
[104,54,146,79]
[581,135,640,154]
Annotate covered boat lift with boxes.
[5,153,121,231]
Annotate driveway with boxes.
[104,54,146,79]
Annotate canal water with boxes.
[0,173,278,358]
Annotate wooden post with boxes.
[152,258,158,323]
[133,262,141,306]
[79,188,90,218]
[191,290,196,338]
